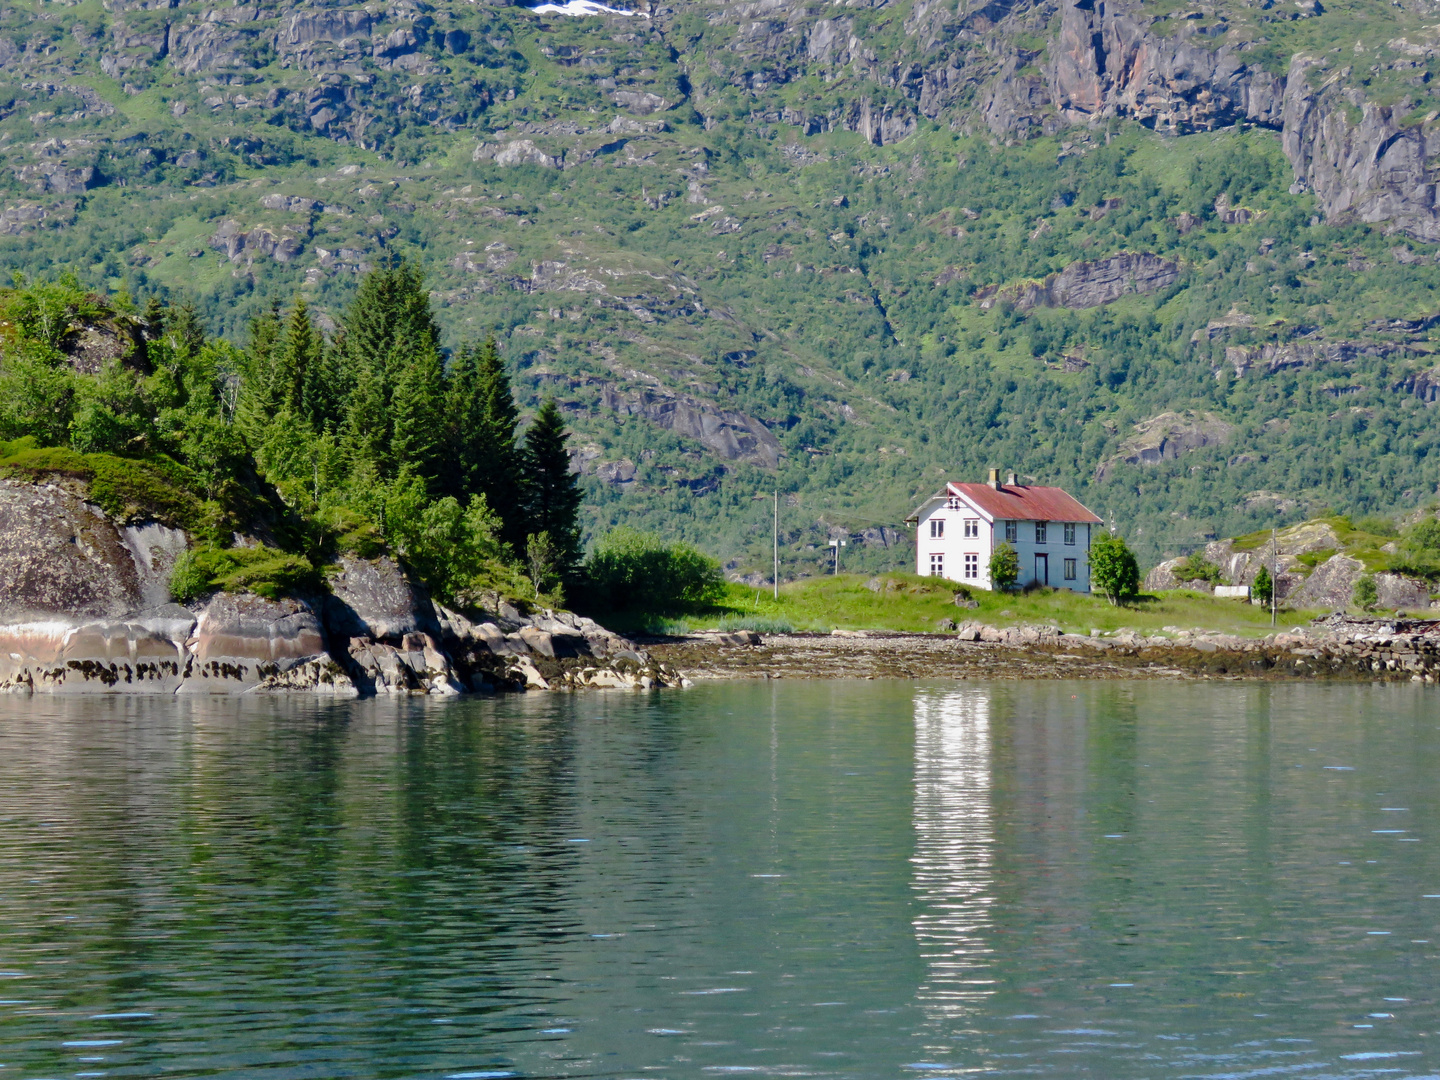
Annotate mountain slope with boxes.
[1,0,1440,575]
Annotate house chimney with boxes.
[988,468,1001,489]
[1007,472,1018,486]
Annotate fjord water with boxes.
[0,683,1438,1079]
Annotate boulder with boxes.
[1288,554,1365,610]
[325,555,441,640]
[1374,573,1433,612]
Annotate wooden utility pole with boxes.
[1271,527,1277,628]
[773,491,779,600]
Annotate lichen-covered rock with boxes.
[325,554,442,640]
[1288,554,1366,611]
[978,253,1180,313]
[0,479,186,620]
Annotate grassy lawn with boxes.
[616,574,1319,637]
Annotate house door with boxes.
[1034,553,1049,586]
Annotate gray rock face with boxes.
[978,253,1180,313]
[596,384,781,468]
[325,555,441,640]
[1050,0,1284,133]
[1097,411,1233,480]
[1289,554,1366,610]
[0,480,184,620]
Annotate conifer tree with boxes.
[275,297,319,418]
[342,357,390,479]
[339,255,440,382]
[520,397,583,572]
[390,340,447,490]
[445,336,523,541]
[236,299,284,443]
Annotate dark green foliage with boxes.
[989,542,1020,593]
[444,337,524,542]
[1252,565,1274,606]
[521,398,584,572]
[583,526,725,612]
[1092,532,1141,606]
[1353,574,1378,611]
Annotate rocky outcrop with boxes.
[977,253,1180,313]
[1051,0,1283,133]
[1097,411,1233,480]
[0,480,684,695]
[211,219,305,264]
[596,384,782,468]
[1393,366,1440,403]
[0,480,185,619]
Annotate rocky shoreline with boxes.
[0,478,683,696]
[646,615,1440,684]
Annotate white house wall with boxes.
[915,505,1093,594]
[914,503,994,589]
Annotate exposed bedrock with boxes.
[0,481,681,694]
[1039,0,1440,240]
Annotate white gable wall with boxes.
[913,494,994,589]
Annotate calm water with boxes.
[0,682,1438,1079]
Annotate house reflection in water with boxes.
[911,689,996,1021]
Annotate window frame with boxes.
[1064,557,1077,581]
[1035,521,1047,544]
[1004,520,1018,543]
[929,552,944,577]
[963,518,979,539]
[930,517,944,539]
[1064,522,1076,546]
[964,552,979,579]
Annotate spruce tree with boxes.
[339,255,440,382]
[276,297,319,418]
[236,299,284,443]
[445,336,523,542]
[342,357,390,479]
[389,339,447,490]
[520,398,583,572]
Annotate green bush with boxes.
[584,527,725,613]
[168,544,320,603]
[1353,574,1379,611]
[988,541,1020,592]
[1092,532,1141,606]
[1252,565,1274,606]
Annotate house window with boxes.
[930,518,944,539]
[1035,521,1047,544]
[1064,522,1076,545]
[1064,558,1077,581]
[1004,520,1018,543]
[964,553,979,579]
[964,518,979,538]
[946,496,961,510]
[929,552,944,577]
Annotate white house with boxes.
[905,470,1103,592]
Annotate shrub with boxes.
[988,541,1020,592]
[1353,574,1378,612]
[169,544,319,603]
[1092,532,1140,606]
[1177,550,1223,585]
[1252,565,1274,606]
[584,527,724,613]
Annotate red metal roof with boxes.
[947,482,1102,523]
